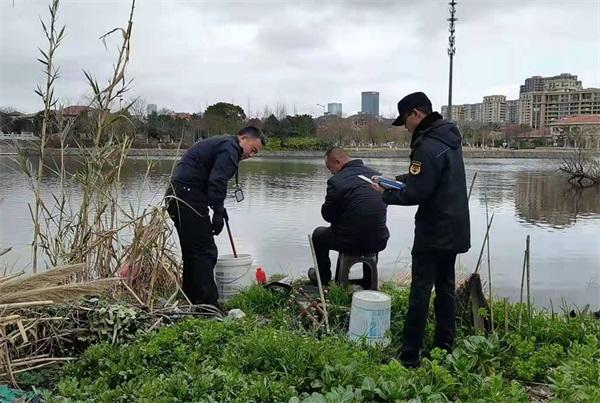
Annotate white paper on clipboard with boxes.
[358,175,375,185]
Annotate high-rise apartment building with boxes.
[519,73,582,95]
[540,73,582,92]
[519,88,600,128]
[441,105,465,121]
[327,103,342,117]
[482,95,507,123]
[441,103,482,123]
[518,73,598,128]
[441,73,597,128]
[506,99,519,124]
[463,103,483,122]
[361,91,379,116]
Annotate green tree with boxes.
[146,111,175,142]
[316,116,355,145]
[262,114,280,137]
[202,102,246,136]
[285,114,316,137]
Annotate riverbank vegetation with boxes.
[4,283,597,402]
[2,1,599,401]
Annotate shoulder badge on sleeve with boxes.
[409,161,422,175]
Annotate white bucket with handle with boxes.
[348,290,391,346]
[214,254,254,303]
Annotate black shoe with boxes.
[399,351,420,368]
[308,267,318,286]
[400,358,420,368]
[307,267,330,287]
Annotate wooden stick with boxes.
[147,317,163,332]
[15,320,28,344]
[0,247,12,257]
[11,354,50,364]
[504,298,509,334]
[0,271,24,284]
[308,234,330,333]
[0,300,54,310]
[0,357,75,377]
[526,235,532,334]
[582,304,590,316]
[457,172,477,271]
[517,236,528,331]
[121,279,145,306]
[467,172,478,200]
[474,213,494,274]
[225,217,238,258]
[484,189,494,332]
[0,315,21,324]
[1,343,16,386]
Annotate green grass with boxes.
[39,283,600,402]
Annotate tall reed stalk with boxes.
[14,0,180,305]
[31,0,65,272]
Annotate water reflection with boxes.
[515,172,600,228]
[1,155,599,307]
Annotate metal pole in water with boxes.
[447,0,457,121]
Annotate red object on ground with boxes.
[255,267,267,284]
[117,262,141,281]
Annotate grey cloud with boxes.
[256,23,328,53]
[1,0,598,116]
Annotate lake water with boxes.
[1,155,599,308]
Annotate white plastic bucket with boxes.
[348,291,391,346]
[214,254,254,303]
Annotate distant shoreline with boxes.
[0,143,596,159]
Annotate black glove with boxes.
[211,207,228,236]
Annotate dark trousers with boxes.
[312,226,371,286]
[400,252,457,364]
[168,200,219,306]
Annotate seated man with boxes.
[309,147,389,287]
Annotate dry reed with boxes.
[0,278,118,304]
[0,263,85,295]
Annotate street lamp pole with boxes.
[316,103,326,117]
[447,0,457,121]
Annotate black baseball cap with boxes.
[392,92,432,126]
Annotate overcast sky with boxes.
[1,0,598,117]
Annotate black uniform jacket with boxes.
[322,159,390,253]
[383,113,471,254]
[171,135,242,210]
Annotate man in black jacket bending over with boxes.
[309,147,389,288]
[372,92,470,367]
[167,126,265,306]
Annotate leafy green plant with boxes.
[38,283,600,402]
[223,284,289,315]
[86,303,141,344]
[548,336,600,401]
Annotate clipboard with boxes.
[358,175,405,190]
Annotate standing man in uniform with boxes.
[371,92,470,367]
[166,126,265,306]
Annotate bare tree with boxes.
[129,97,147,118]
[0,106,18,113]
[560,148,600,188]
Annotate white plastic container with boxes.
[214,254,254,303]
[348,291,391,346]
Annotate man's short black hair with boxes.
[238,126,266,146]
[325,146,349,158]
